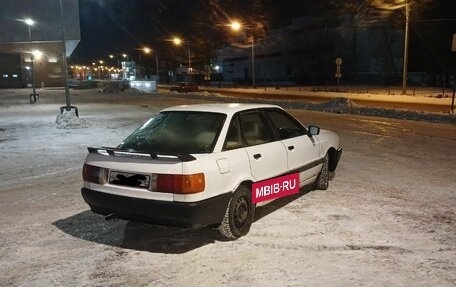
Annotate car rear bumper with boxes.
[81,187,232,229]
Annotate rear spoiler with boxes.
[87,147,196,162]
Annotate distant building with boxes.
[0,0,80,88]
[217,16,404,86]
[121,61,137,80]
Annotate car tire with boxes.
[315,153,329,190]
[218,185,255,240]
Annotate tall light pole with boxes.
[230,21,256,88]
[59,0,73,113]
[173,37,192,83]
[109,54,121,69]
[155,52,159,82]
[402,0,410,95]
[143,47,159,82]
[24,18,38,102]
[251,36,255,88]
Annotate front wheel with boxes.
[315,153,329,190]
[218,185,255,240]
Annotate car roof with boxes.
[161,103,282,116]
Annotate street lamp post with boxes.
[58,0,76,115]
[402,0,410,95]
[24,18,38,103]
[251,36,255,88]
[155,53,159,82]
[230,21,256,88]
[142,47,159,82]
[98,60,104,79]
[173,37,192,83]
[109,54,120,69]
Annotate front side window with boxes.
[118,111,226,154]
[240,112,273,146]
[266,109,306,139]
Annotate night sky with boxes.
[72,0,456,68]
[73,0,316,62]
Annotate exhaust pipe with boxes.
[104,213,117,221]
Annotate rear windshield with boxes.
[118,111,226,154]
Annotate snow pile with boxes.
[55,110,89,129]
[318,97,360,113]
[169,92,456,124]
[198,91,225,98]
[351,106,456,124]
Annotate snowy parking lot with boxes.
[1,88,455,286]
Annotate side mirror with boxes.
[308,125,320,136]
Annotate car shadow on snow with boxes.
[52,211,219,254]
[53,186,315,254]
[254,185,314,222]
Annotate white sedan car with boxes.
[81,103,342,239]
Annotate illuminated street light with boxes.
[172,37,182,46]
[230,21,241,31]
[230,21,256,88]
[24,18,38,102]
[32,50,42,59]
[25,18,34,26]
[172,37,192,83]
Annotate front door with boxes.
[264,109,321,185]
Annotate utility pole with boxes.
[59,0,74,114]
[251,36,256,88]
[402,0,410,95]
[25,18,38,103]
[187,43,192,83]
[155,53,159,82]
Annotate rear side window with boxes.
[240,112,273,146]
[223,116,244,151]
[266,109,306,139]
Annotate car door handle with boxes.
[253,153,262,159]
[288,145,295,151]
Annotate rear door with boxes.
[239,110,287,181]
[264,108,321,185]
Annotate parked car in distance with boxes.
[81,103,342,239]
[170,82,199,93]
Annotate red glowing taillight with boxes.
[153,173,205,194]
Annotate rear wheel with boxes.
[218,185,255,239]
[315,153,329,190]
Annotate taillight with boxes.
[153,173,205,194]
[82,164,108,184]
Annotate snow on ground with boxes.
[0,88,455,286]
